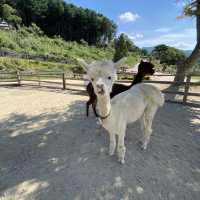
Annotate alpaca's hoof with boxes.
[118,158,125,164]
[120,160,125,164]
[109,150,115,156]
[141,142,147,150]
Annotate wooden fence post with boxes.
[16,70,21,86]
[183,74,191,104]
[62,72,66,90]
[38,71,41,86]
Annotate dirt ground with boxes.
[0,86,200,200]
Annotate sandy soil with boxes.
[0,86,200,200]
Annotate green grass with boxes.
[0,26,141,71]
[0,57,73,71]
[0,27,114,69]
[191,76,200,80]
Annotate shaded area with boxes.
[0,88,200,200]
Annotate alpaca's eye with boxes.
[91,78,94,81]
[108,76,111,80]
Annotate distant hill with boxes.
[142,47,154,54]
[143,47,192,57]
[183,50,193,57]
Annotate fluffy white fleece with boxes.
[79,58,164,164]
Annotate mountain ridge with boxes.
[143,47,192,57]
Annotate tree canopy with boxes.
[0,0,117,45]
[113,34,128,62]
[113,33,142,62]
[152,44,186,66]
[0,3,22,27]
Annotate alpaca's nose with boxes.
[96,83,105,95]
[96,83,104,89]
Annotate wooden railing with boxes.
[117,72,200,105]
[0,70,200,106]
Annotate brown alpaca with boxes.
[86,60,155,117]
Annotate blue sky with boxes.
[67,0,196,50]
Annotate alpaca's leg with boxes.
[109,133,116,156]
[142,104,157,150]
[116,125,126,164]
[86,96,95,117]
[86,101,90,117]
[140,114,146,147]
[92,99,98,117]
[117,134,126,164]
[140,113,145,133]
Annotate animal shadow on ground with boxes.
[0,98,200,200]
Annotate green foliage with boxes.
[113,33,142,62]
[151,45,187,73]
[141,49,148,56]
[123,34,142,54]
[151,44,186,66]
[113,34,128,62]
[70,65,85,74]
[0,24,142,72]
[1,0,116,45]
[0,56,72,71]
[0,27,115,71]
[126,52,140,66]
[1,3,22,26]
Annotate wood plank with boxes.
[22,80,61,84]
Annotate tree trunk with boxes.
[174,43,200,82]
[174,0,200,82]
[174,63,187,82]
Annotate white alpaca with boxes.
[80,58,164,164]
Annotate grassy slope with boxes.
[0,57,73,71]
[0,27,112,70]
[0,27,140,71]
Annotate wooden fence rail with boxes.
[0,70,199,106]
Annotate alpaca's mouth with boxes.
[97,88,105,95]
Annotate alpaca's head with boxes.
[79,58,126,97]
[138,60,155,75]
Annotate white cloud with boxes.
[155,28,171,32]
[119,32,143,40]
[136,33,143,38]
[119,12,139,23]
[134,28,196,50]
[175,1,187,7]
[128,35,136,40]
[173,42,194,49]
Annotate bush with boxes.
[71,65,85,74]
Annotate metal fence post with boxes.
[183,74,191,104]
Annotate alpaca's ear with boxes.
[77,58,89,72]
[114,57,127,68]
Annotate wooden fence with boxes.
[0,70,200,106]
[117,73,200,106]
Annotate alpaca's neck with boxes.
[97,95,111,118]
[130,72,144,86]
